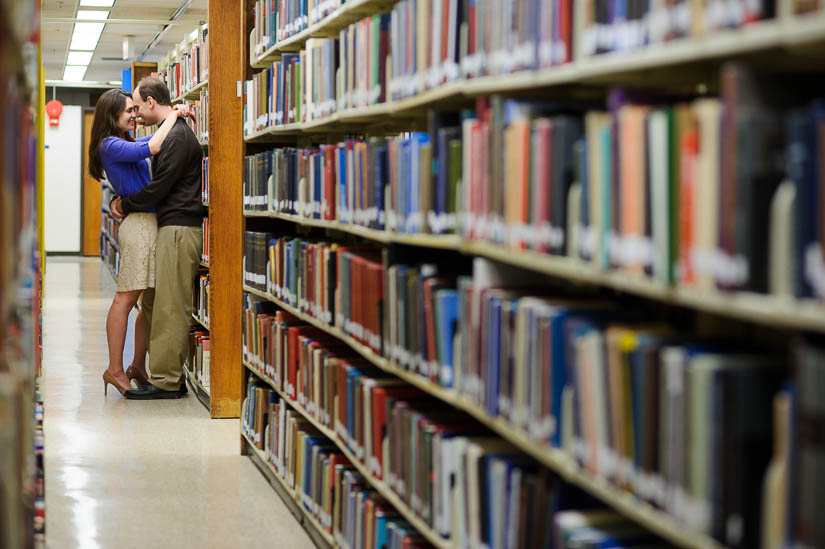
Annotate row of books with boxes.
[243,68,825,301]
[391,256,792,547]
[242,378,435,549]
[188,327,210,391]
[201,217,210,266]
[183,91,209,144]
[241,306,679,548]
[247,0,825,125]
[250,0,340,56]
[247,13,391,130]
[201,156,209,205]
[581,0,779,57]
[101,210,120,244]
[242,126,461,233]
[193,272,210,328]
[100,234,120,278]
[244,233,385,352]
[161,25,209,100]
[242,240,825,547]
[246,52,302,131]
[338,16,388,110]
[133,121,156,140]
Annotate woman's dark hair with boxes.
[88,89,133,181]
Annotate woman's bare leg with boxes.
[106,289,142,389]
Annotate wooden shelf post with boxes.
[207,0,244,418]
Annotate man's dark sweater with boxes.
[121,117,206,227]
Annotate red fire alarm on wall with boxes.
[46,99,63,127]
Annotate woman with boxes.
[89,89,189,396]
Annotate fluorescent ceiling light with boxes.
[66,51,93,65]
[70,22,105,50]
[63,66,88,81]
[76,10,110,20]
[79,0,115,6]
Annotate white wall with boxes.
[43,105,82,253]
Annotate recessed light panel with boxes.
[63,66,88,81]
[69,22,105,50]
[79,0,115,7]
[66,51,93,65]
[76,10,110,20]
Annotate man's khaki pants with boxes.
[140,225,202,391]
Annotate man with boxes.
[111,76,206,399]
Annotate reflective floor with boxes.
[43,257,314,549]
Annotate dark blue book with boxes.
[374,144,388,230]
[787,102,825,297]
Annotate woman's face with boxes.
[116,97,136,133]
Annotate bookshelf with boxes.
[0,1,44,547]
[235,2,825,549]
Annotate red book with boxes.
[355,256,366,343]
[560,0,572,64]
[441,0,449,70]
[287,326,324,400]
[679,114,699,285]
[468,0,476,56]
[532,119,553,252]
[327,453,351,533]
[365,259,384,353]
[323,145,336,220]
[369,386,425,479]
[422,277,446,376]
[379,21,389,103]
[335,360,356,444]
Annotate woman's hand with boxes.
[173,104,197,121]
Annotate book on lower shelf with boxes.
[187,327,210,392]
[242,368,675,549]
[201,217,210,265]
[241,239,825,548]
[202,155,209,205]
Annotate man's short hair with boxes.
[136,76,172,106]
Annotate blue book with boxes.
[486,296,502,416]
[399,139,411,231]
[434,289,458,388]
[629,344,645,471]
[345,368,370,450]
[577,137,589,260]
[337,144,347,219]
[409,133,430,233]
[374,144,387,230]
[787,102,825,297]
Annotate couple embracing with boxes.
[89,77,205,400]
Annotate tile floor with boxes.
[43,257,315,549]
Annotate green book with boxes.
[371,15,380,102]
[294,59,301,123]
[448,139,462,218]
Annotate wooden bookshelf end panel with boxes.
[208,0,244,418]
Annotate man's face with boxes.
[132,88,157,125]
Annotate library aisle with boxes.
[42,257,314,549]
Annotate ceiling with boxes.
[42,0,208,84]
